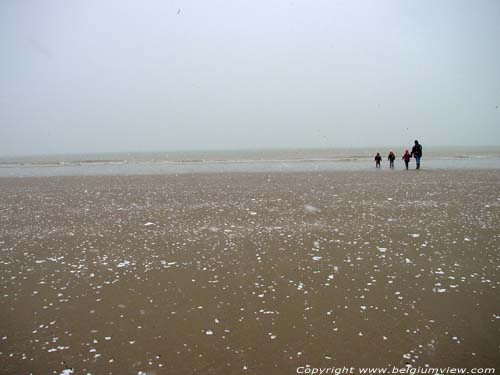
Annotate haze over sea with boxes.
[0,146,498,177]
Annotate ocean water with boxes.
[0,146,498,177]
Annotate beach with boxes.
[0,169,499,374]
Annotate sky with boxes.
[1,0,499,155]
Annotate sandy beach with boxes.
[0,169,499,374]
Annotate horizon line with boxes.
[1,144,500,159]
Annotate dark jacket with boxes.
[411,144,422,157]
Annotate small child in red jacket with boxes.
[402,149,411,170]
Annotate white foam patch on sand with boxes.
[304,204,320,214]
[433,288,447,293]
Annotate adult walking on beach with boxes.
[402,149,411,170]
[388,151,396,168]
[374,153,382,168]
[410,140,423,169]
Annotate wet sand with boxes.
[0,170,499,374]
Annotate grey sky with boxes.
[1,0,499,155]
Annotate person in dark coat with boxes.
[387,151,396,168]
[410,140,423,169]
[374,153,382,168]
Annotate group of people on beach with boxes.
[374,140,423,170]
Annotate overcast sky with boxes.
[1,0,499,155]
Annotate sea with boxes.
[0,146,499,177]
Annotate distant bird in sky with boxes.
[177,8,181,15]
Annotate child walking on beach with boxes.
[402,149,411,170]
[388,151,396,168]
[374,153,382,168]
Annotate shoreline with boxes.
[0,157,498,178]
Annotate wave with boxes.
[1,154,498,168]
